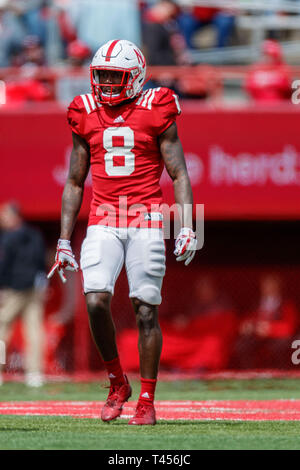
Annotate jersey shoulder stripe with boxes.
[87,93,96,111]
[136,89,150,107]
[136,88,161,109]
[80,94,92,114]
[172,93,181,114]
[80,93,101,114]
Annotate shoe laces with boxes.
[135,402,152,417]
[104,383,123,406]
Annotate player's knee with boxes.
[133,300,158,334]
[86,292,111,319]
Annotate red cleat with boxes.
[101,375,132,422]
[128,402,156,425]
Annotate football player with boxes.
[48,39,197,425]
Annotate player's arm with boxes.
[48,132,90,283]
[60,131,90,240]
[159,122,193,228]
[159,122,197,265]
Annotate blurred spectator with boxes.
[12,0,48,46]
[0,0,49,67]
[43,269,77,374]
[232,273,298,369]
[245,39,292,103]
[0,202,47,386]
[56,39,91,105]
[142,0,189,94]
[62,0,141,53]
[117,277,237,372]
[158,277,237,371]
[4,35,53,105]
[12,35,46,67]
[4,77,52,104]
[178,6,235,49]
[56,4,77,48]
[178,65,222,100]
[0,0,26,67]
[66,39,91,68]
[143,0,188,66]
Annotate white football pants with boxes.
[80,225,166,305]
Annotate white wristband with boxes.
[178,227,195,237]
[58,239,72,249]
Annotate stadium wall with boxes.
[1,102,300,220]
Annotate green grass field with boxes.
[1,378,300,450]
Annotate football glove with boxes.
[47,239,79,284]
[174,227,197,266]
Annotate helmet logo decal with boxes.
[105,40,120,62]
[134,49,145,67]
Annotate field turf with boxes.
[1,378,300,450]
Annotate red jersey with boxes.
[67,87,181,227]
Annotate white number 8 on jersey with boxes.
[103,127,135,176]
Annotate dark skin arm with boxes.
[60,132,90,240]
[158,122,193,229]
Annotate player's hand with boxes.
[174,227,197,266]
[47,239,79,284]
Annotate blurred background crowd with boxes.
[1,0,300,104]
[1,0,300,385]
